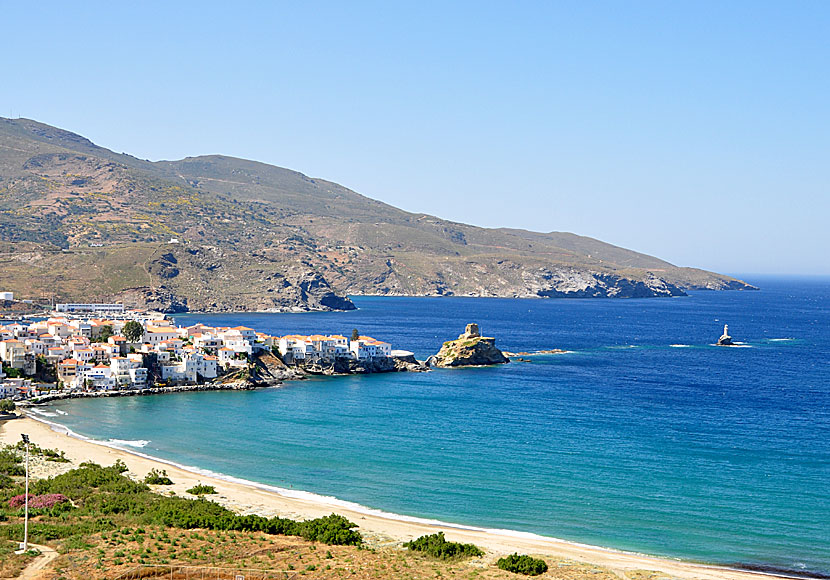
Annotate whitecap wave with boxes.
[55,409,68,415]
[107,439,150,449]
[27,408,58,418]
[670,344,691,348]
[768,338,794,342]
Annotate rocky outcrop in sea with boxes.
[427,323,510,367]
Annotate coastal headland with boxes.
[0,117,755,314]
[0,417,796,580]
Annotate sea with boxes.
[38,276,829,576]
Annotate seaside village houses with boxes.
[0,308,393,400]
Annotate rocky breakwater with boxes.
[427,323,510,367]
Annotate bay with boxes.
[47,277,830,575]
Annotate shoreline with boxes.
[26,380,270,404]
[1,415,801,580]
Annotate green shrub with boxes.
[0,400,16,412]
[186,484,216,495]
[2,462,363,547]
[144,469,173,485]
[34,462,147,499]
[403,532,483,560]
[496,553,548,575]
[297,514,362,546]
[0,446,24,476]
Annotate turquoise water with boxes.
[42,278,829,576]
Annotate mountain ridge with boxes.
[0,117,755,312]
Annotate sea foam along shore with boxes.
[0,415,792,580]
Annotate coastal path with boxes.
[16,543,58,580]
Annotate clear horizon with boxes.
[2,1,827,275]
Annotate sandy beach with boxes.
[1,415,791,580]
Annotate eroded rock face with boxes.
[428,324,509,367]
[110,267,355,314]
[110,287,189,313]
[293,355,427,375]
[533,270,686,298]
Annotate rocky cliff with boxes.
[427,324,510,367]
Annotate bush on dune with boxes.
[404,532,484,559]
[144,468,173,485]
[33,461,145,500]
[186,483,216,495]
[496,553,548,575]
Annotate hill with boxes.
[0,117,754,312]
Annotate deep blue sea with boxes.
[42,277,829,575]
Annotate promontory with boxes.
[0,117,756,313]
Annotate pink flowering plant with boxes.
[8,493,69,509]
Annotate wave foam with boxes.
[670,344,691,348]
[28,408,58,418]
[107,439,150,449]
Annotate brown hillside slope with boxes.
[0,117,754,312]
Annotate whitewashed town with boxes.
[0,299,404,401]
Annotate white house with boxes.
[129,367,148,388]
[1,377,34,399]
[161,352,217,383]
[24,339,47,356]
[277,335,313,361]
[143,325,179,345]
[350,336,392,360]
[193,332,223,353]
[110,356,142,387]
[77,364,116,390]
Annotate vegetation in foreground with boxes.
[497,553,549,575]
[404,532,484,560]
[186,483,217,495]
[0,442,670,579]
[1,460,362,547]
[143,468,173,485]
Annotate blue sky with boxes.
[2,1,828,275]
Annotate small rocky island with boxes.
[427,323,510,367]
[717,324,734,346]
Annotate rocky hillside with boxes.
[0,117,755,312]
